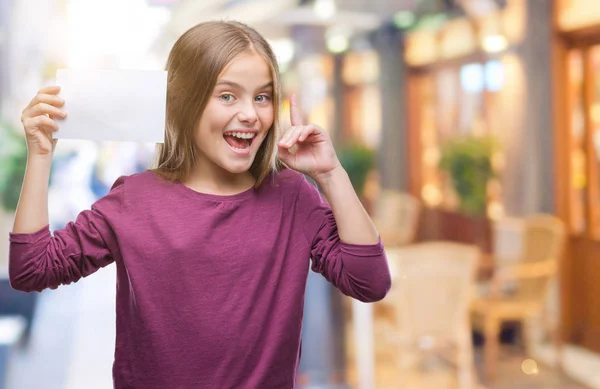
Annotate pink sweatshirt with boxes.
[9,169,391,389]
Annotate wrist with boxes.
[312,164,347,188]
[27,152,53,165]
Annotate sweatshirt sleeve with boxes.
[296,174,391,302]
[8,176,125,292]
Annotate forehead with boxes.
[218,51,272,84]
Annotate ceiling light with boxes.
[482,34,508,53]
[268,38,295,70]
[327,35,349,54]
[314,0,336,20]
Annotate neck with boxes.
[183,164,255,196]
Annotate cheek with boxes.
[199,105,232,134]
[259,107,275,128]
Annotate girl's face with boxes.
[193,51,274,177]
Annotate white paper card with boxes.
[54,68,167,143]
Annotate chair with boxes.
[368,190,422,343]
[372,190,421,248]
[383,242,481,389]
[343,190,422,387]
[470,214,566,381]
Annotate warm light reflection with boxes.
[491,152,506,171]
[591,103,600,123]
[422,147,440,167]
[521,358,539,375]
[421,184,442,207]
[482,34,509,53]
[487,201,504,220]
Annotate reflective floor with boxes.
[345,343,589,389]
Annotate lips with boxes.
[223,130,257,154]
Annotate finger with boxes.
[35,93,65,107]
[27,103,66,120]
[30,115,60,132]
[25,94,65,113]
[287,127,304,148]
[24,87,63,111]
[277,144,295,166]
[298,124,322,142]
[23,115,60,133]
[289,93,303,127]
[38,85,61,95]
[279,126,301,148]
[279,126,297,147]
[285,125,319,146]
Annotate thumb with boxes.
[277,145,295,167]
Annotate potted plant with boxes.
[439,134,498,216]
[337,142,375,198]
[0,122,27,213]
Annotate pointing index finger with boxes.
[290,93,303,127]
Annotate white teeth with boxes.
[226,132,255,139]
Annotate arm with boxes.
[296,174,391,302]
[279,94,391,302]
[13,85,64,234]
[9,85,121,292]
[313,165,379,245]
[9,179,124,292]
[279,94,378,245]
[12,155,52,234]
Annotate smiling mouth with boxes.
[223,131,256,152]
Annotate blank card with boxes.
[54,68,167,143]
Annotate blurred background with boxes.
[1,0,600,388]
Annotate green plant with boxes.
[0,122,27,212]
[337,142,375,197]
[439,134,498,216]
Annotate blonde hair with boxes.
[152,20,283,186]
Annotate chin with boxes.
[220,159,256,175]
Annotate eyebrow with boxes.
[215,80,273,90]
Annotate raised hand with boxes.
[20,85,67,156]
[277,94,341,181]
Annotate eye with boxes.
[255,94,271,103]
[219,94,235,103]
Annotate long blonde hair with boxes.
[152,21,282,186]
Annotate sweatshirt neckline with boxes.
[145,170,260,202]
[174,180,257,202]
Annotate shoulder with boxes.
[111,170,173,193]
[98,170,173,209]
[259,168,316,195]
[258,169,326,213]
[116,169,159,185]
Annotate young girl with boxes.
[9,21,391,389]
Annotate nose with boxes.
[237,100,258,124]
